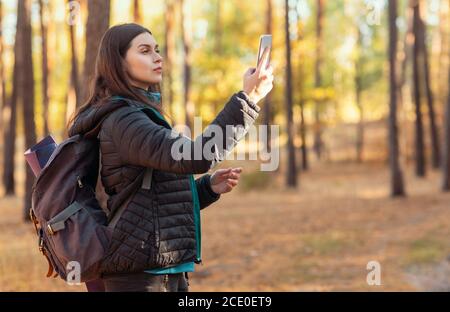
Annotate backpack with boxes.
[29,98,157,283]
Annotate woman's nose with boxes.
[154,54,163,64]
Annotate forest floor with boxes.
[1,156,449,291]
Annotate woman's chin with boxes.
[149,76,162,84]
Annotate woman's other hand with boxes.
[210,167,242,194]
[243,47,274,104]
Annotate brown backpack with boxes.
[29,99,153,283]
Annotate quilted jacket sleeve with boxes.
[104,90,260,174]
[195,174,220,210]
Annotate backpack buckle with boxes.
[47,224,55,235]
[38,230,45,252]
[77,175,84,188]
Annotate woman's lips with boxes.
[153,67,162,73]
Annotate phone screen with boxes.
[257,35,272,69]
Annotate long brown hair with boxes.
[66,23,169,135]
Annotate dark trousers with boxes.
[100,272,190,292]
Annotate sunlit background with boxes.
[0,0,449,291]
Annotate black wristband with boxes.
[237,90,260,113]
[204,174,220,198]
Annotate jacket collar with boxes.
[133,86,161,104]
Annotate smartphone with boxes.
[256,34,272,69]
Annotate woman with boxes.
[67,23,273,292]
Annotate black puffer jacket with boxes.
[68,90,260,274]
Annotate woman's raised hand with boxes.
[242,47,274,104]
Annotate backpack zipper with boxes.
[76,175,84,188]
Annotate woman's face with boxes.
[124,32,163,89]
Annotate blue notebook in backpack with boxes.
[24,135,58,177]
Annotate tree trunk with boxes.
[398,2,413,166]
[212,0,223,115]
[163,0,176,117]
[67,0,81,118]
[388,0,405,196]
[437,0,449,109]
[180,0,193,131]
[297,15,308,171]
[263,0,274,154]
[355,85,364,163]
[442,59,450,191]
[38,0,50,135]
[83,0,110,103]
[313,0,324,160]
[355,27,364,163]
[284,0,297,187]
[417,7,440,168]
[2,0,25,196]
[20,0,37,220]
[299,92,308,171]
[0,0,5,134]
[133,0,142,24]
[412,0,426,177]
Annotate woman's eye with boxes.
[141,49,160,54]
